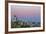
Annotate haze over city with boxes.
[11,4,41,22]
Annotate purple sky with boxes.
[11,5,41,22]
[11,5,41,17]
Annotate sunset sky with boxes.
[11,4,41,22]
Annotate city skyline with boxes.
[11,5,41,22]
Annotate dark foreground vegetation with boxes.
[11,20,40,28]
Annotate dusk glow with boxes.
[11,4,41,22]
